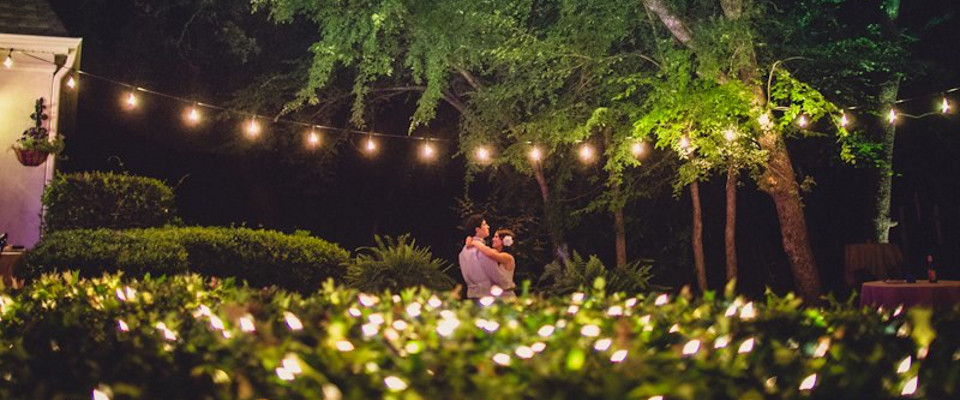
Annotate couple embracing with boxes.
[458,214,518,300]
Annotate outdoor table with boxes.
[1,250,24,289]
[860,280,960,308]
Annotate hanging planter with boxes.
[14,148,50,167]
[10,98,64,167]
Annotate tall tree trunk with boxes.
[873,0,902,243]
[725,165,739,283]
[757,132,821,300]
[690,180,708,292]
[532,162,569,263]
[873,80,899,242]
[642,0,821,300]
[613,181,627,268]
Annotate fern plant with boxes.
[344,234,454,292]
[539,252,654,296]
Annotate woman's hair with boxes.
[494,229,516,253]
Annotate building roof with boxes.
[0,0,68,37]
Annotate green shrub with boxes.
[538,252,654,295]
[20,227,349,292]
[42,172,177,231]
[344,234,455,292]
[2,273,958,400]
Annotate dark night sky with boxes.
[47,0,960,295]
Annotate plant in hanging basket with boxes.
[10,98,65,167]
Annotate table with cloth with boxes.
[860,280,960,308]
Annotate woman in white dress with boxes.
[466,229,517,298]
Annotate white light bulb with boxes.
[307,131,320,147]
[887,109,897,124]
[475,146,490,161]
[901,376,918,396]
[631,141,645,157]
[365,138,377,152]
[186,107,201,125]
[839,112,849,127]
[942,98,950,114]
[529,146,542,161]
[421,142,435,158]
[67,76,77,89]
[797,115,807,128]
[125,92,137,109]
[798,373,817,391]
[579,144,594,162]
[723,129,737,141]
[245,119,261,137]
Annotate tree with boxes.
[252,0,661,265]
[638,0,851,300]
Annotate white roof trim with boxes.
[0,33,81,55]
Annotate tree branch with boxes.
[640,0,695,48]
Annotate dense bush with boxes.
[1,273,957,399]
[344,234,455,292]
[42,171,177,231]
[539,252,655,295]
[20,227,349,291]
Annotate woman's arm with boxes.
[473,241,514,266]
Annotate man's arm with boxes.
[476,251,512,290]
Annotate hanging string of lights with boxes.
[4,46,957,165]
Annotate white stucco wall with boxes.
[1,34,80,248]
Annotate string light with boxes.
[797,115,808,128]
[123,91,138,109]
[578,143,594,162]
[723,129,737,141]
[475,146,491,162]
[942,97,951,114]
[66,75,77,89]
[3,50,12,69]
[365,136,378,154]
[420,140,436,160]
[631,141,645,157]
[529,146,543,161]
[306,129,321,148]
[887,109,897,124]
[184,105,201,126]
[839,111,849,127]
[245,118,262,138]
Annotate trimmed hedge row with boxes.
[42,171,177,231]
[21,227,350,291]
[1,274,958,400]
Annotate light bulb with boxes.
[942,97,950,114]
[307,131,320,148]
[475,146,490,162]
[631,141,645,157]
[421,142,435,159]
[365,137,377,153]
[797,115,807,128]
[529,146,542,161]
[185,106,201,125]
[245,119,261,137]
[839,112,849,127]
[125,92,137,109]
[66,76,76,89]
[887,109,897,124]
[723,129,737,141]
[578,144,594,162]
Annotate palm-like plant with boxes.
[344,234,455,292]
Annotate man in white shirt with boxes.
[458,214,510,299]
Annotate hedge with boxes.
[20,227,350,291]
[42,171,177,231]
[0,273,957,399]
